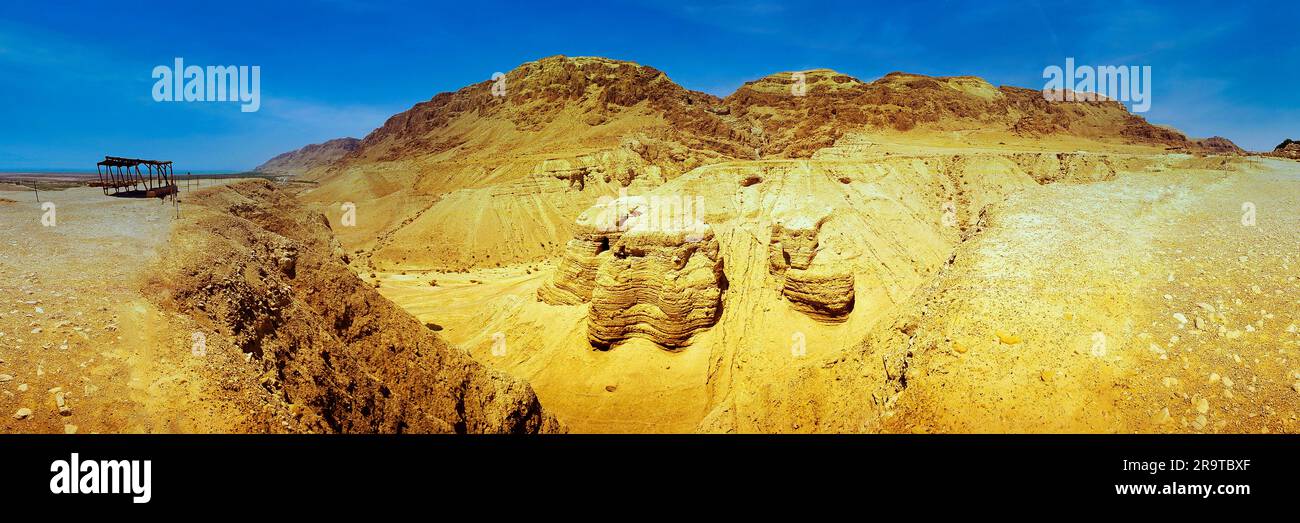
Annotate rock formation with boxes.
[238,55,1282,434]
[147,180,562,433]
[264,57,1223,180]
[768,215,855,321]
[254,137,360,176]
[1271,139,1300,159]
[719,69,1201,158]
[1193,136,1245,155]
[540,193,724,349]
[535,202,612,305]
[587,226,725,349]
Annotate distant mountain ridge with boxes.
[1272,139,1300,159]
[1193,136,1246,155]
[258,55,1230,178]
[254,137,361,175]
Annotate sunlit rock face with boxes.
[536,234,605,306]
[768,215,855,322]
[540,193,725,349]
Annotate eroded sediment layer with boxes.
[540,193,724,349]
[587,227,725,349]
[768,216,855,321]
[147,180,562,433]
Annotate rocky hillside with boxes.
[254,137,361,176]
[1272,139,1300,159]
[345,56,751,167]
[1192,136,1246,155]
[295,55,753,199]
[721,70,1196,157]
[145,180,563,433]
[265,56,1218,178]
[263,56,1241,274]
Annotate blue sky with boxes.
[1,0,1295,170]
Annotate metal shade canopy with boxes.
[95,156,179,199]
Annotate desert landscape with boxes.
[3,56,1299,434]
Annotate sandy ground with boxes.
[372,264,711,432]
[869,157,1300,433]
[0,184,255,433]
[1131,159,1300,432]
